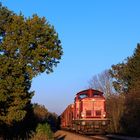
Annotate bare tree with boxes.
[89,70,114,97]
[89,70,125,133]
[107,94,125,133]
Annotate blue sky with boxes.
[1,0,140,114]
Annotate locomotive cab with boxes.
[74,89,106,119]
[73,89,109,134]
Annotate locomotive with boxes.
[60,89,109,134]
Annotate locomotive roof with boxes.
[76,88,103,95]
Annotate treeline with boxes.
[89,45,140,137]
[0,3,62,139]
[0,103,59,139]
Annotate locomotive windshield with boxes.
[92,91,102,97]
[79,93,88,99]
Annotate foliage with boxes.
[109,62,129,93]
[31,123,53,140]
[33,104,49,123]
[47,112,58,132]
[31,104,58,140]
[110,44,140,136]
[126,44,140,91]
[120,90,140,136]
[110,44,140,93]
[89,46,140,136]
[107,94,125,133]
[33,103,58,132]
[0,3,62,126]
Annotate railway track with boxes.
[87,134,140,140]
[54,130,140,140]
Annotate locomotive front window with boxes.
[79,93,88,99]
[92,92,101,97]
[95,110,101,116]
[86,110,92,116]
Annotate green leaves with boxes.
[110,44,140,136]
[110,44,140,93]
[0,4,62,125]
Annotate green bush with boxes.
[31,123,53,140]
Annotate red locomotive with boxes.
[61,89,109,134]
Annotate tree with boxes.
[109,62,129,93]
[0,3,62,126]
[126,44,140,91]
[110,44,140,93]
[88,70,125,134]
[110,44,140,136]
[120,90,140,136]
[106,94,125,133]
[31,123,53,140]
[89,70,114,97]
[33,104,49,123]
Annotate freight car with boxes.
[60,89,109,134]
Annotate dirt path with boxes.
[54,130,92,140]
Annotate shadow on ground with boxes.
[54,134,66,140]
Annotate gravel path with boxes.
[54,130,92,140]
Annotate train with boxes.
[60,89,109,134]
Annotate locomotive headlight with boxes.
[81,112,85,118]
[102,121,106,125]
[82,121,85,125]
[103,112,106,118]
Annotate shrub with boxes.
[31,123,53,140]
